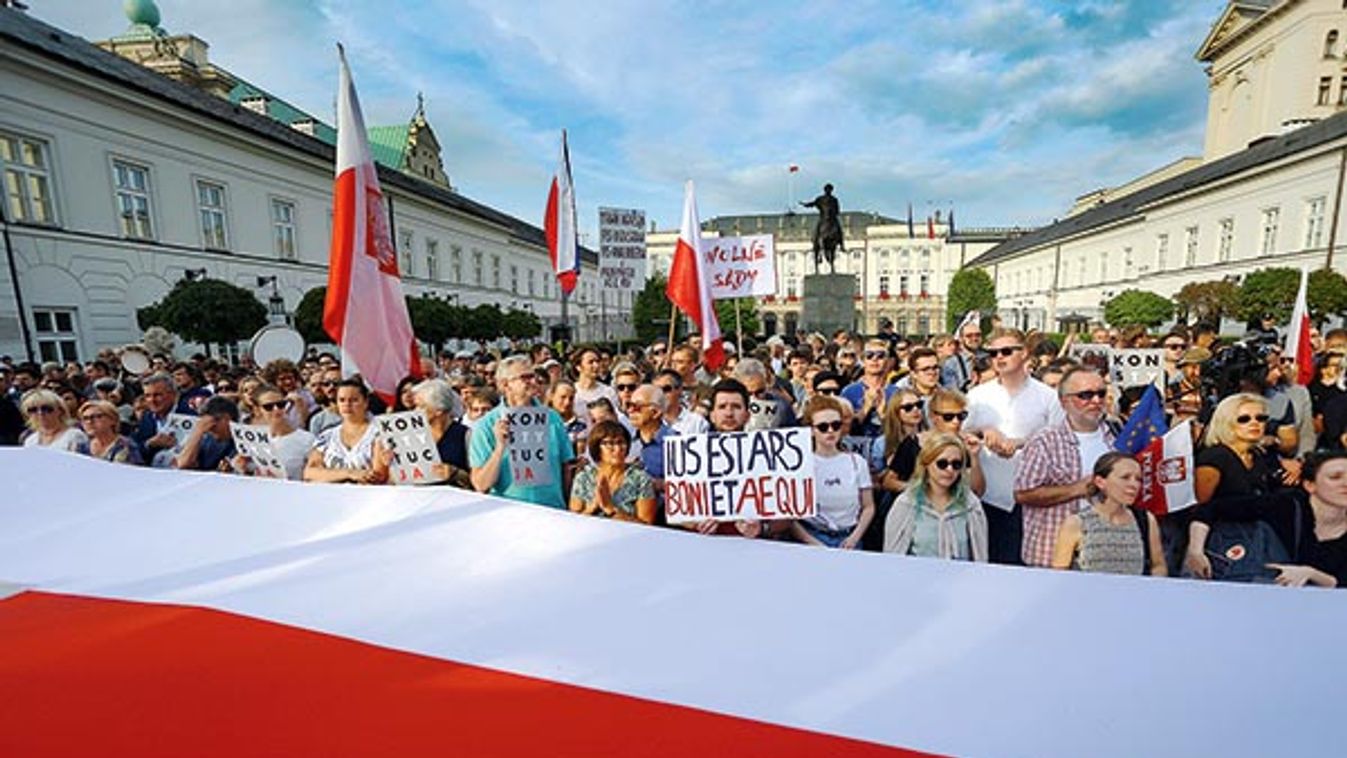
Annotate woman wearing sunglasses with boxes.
[792,395,874,549]
[1051,453,1166,576]
[1195,393,1297,505]
[233,383,314,480]
[19,388,88,453]
[877,389,925,495]
[923,388,986,496]
[883,433,987,560]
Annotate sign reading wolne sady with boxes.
[376,411,445,485]
[507,406,553,487]
[703,234,776,299]
[598,207,646,293]
[231,424,288,479]
[663,428,815,524]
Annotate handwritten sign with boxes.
[1068,344,1111,376]
[376,411,444,485]
[150,413,199,468]
[746,396,777,431]
[231,424,287,479]
[703,234,777,299]
[663,428,815,524]
[507,406,553,487]
[598,207,646,294]
[1111,349,1166,389]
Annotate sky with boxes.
[34,0,1229,241]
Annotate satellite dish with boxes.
[249,325,305,365]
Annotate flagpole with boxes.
[734,298,743,355]
[663,303,678,369]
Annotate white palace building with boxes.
[0,2,618,365]
[970,0,1347,332]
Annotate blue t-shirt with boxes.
[468,402,575,508]
[841,381,897,436]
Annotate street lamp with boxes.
[256,275,288,325]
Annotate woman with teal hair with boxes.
[883,432,988,561]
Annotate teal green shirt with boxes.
[468,401,574,508]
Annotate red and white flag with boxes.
[323,45,419,400]
[544,129,579,295]
[1285,268,1313,386]
[1134,420,1197,516]
[666,181,724,371]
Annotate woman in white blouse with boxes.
[303,379,382,484]
[20,388,88,453]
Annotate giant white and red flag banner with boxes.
[0,448,1343,757]
[323,46,419,400]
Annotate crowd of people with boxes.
[3,312,1345,588]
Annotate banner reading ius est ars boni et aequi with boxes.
[663,428,815,524]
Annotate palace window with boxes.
[1123,247,1134,278]
[1184,227,1199,267]
[528,268,536,296]
[1319,77,1333,106]
[271,199,296,260]
[112,159,153,239]
[879,275,889,296]
[1260,207,1280,255]
[899,274,909,297]
[1,132,55,225]
[451,245,462,283]
[1325,30,1339,58]
[1155,233,1169,272]
[510,264,518,293]
[492,255,501,289]
[399,230,414,277]
[426,239,439,281]
[920,273,929,296]
[1305,196,1327,249]
[33,307,79,363]
[196,180,229,250]
[473,250,483,285]
[1217,218,1233,262]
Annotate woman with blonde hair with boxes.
[1195,392,1295,504]
[877,389,924,494]
[78,399,140,464]
[884,432,988,560]
[20,388,88,453]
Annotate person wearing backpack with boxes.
[1186,449,1347,588]
[1051,452,1166,576]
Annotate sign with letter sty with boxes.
[663,428,815,524]
[598,207,646,294]
[507,406,553,486]
[1111,349,1166,389]
[230,424,288,479]
[703,234,777,299]
[375,411,444,485]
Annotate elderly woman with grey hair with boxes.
[407,377,471,488]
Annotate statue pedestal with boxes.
[800,273,855,335]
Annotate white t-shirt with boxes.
[810,451,872,531]
[965,377,1065,510]
[272,428,316,481]
[1074,427,1111,498]
[573,381,619,426]
[23,426,88,453]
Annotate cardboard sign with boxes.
[663,428,815,524]
[1068,344,1111,376]
[703,234,777,299]
[231,424,288,479]
[507,406,553,487]
[746,396,777,431]
[1111,349,1166,389]
[843,435,886,472]
[376,411,444,486]
[598,207,647,293]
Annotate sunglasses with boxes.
[654,384,677,393]
[989,346,1023,358]
[935,411,968,422]
[1279,357,1296,365]
[259,400,290,412]
[863,351,887,360]
[1236,414,1270,424]
[914,365,940,373]
[1165,344,1187,351]
[817,387,840,396]
[615,383,639,392]
[1068,389,1108,402]
[898,402,923,412]
[934,458,965,471]
[320,380,338,387]
[27,405,57,415]
[813,420,844,433]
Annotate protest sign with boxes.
[598,207,646,295]
[663,428,815,524]
[150,413,201,468]
[703,234,776,299]
[1068,344,1111,376]
[843,436,886,472]
[1111,349,1166,389]
[230,424,288,479]
[507,406,553,487]
[746,396,778,431]
[375,411,444,485]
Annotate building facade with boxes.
[647,212,1020,338]
[0,4,617,365]
[970,0,1347,331]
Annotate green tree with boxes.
[140,278,268,356]
[501,308,543,341]
[1235,267,1347,325]
[463,304,505,342]
[293,286,329,344]
[1307,268,1347,325]
[714,297,760,342]
[1174,280,1238,324]
[136,301,165,332]
[946,268,997,332]
[1103,289,1174,328]
[405,295,455,353]
[632,273,675,344]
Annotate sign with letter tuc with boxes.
[507,406,553,487]
[662,428,815,524]
[376,411,445,485]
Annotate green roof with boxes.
[365,125,409,170]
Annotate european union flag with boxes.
[1114,384,1168,455]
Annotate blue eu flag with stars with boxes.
[1114,385,1168,455]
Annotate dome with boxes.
[123,0,162,29]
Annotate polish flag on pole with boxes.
[544,130,579,295]
[323,45,419,400]
[1285,268,1313,386]
[666,181,725,371]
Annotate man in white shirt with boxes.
[964,327,1065,564]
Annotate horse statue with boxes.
[801,184,844,274]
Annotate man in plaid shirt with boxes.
[1014,366,1116,567]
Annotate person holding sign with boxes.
[232,384,314,480]
[792,396,873,548]
[469,356,574,508]
[1051,453,1166,576]
[883,433,988,561]
[569,420,656,524]
[131,373,193,465]
[173,396,239,472]
[407,378,471,488]
[685,379,763,539]
[304,379,382,484]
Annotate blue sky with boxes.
[38,0,1228,240]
